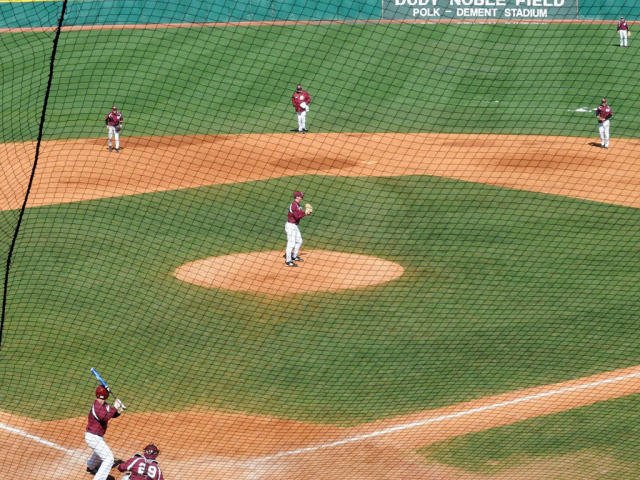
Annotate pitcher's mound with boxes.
[174,250,404,295]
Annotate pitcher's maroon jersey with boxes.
[287,200,306,224]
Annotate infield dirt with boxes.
[1,132,639,211]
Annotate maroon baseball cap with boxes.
[296,84,302,91]
[293,191,304,198]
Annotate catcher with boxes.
[284,191,313,267]
[105,105,124,152]
[595,97,613,149]
[117,443,165,480]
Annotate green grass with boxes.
[2,22,640,141]
[419,394,640,477]
[1,175,639,422]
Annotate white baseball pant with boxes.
[107,125,120,149]
[297,110,307,132]
[285,222,302,262]
[85,431,115,480]
[598,119,610,148]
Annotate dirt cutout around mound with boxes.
[174,250,405,294]
[2,131,640,479]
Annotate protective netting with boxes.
[1,1,640,479]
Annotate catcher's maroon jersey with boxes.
[287,200,306,224]
[86,399,120,436]
[291,89,311,113]
[105,110,123,126]
[118,454,164,480]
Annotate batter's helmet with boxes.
[95,385,109,399]
[293,191,304,198]
[143,444,160,459]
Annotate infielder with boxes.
[85,385,125,480]
[105,105,124,152]
[617,17,630,47]
[117,444,165,480]
[595,97,613,149]
[284,191,312,267]
[291,84,311,133]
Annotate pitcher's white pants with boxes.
[85,431,115,480]
[285,222,302,262]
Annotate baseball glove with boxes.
[304,203,313,215]
[115,125,122,133]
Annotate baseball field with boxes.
[1,2,640,479]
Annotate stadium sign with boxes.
[383,0,578,19]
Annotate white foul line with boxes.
[3,369,640,466]
[0,421,79,456]
[251,369,640,462]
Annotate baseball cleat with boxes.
[285,261,297,267]
[292,256,304,262]
[86,467,98,475]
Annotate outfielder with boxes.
[105,105,124,152]
[117,444,165,480]
[291,84,311,133]
[85,385,125,480]
[617,17,630,47]
[595,97,613,148]
[284,191,313,267]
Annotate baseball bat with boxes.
[90,367,126,409]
